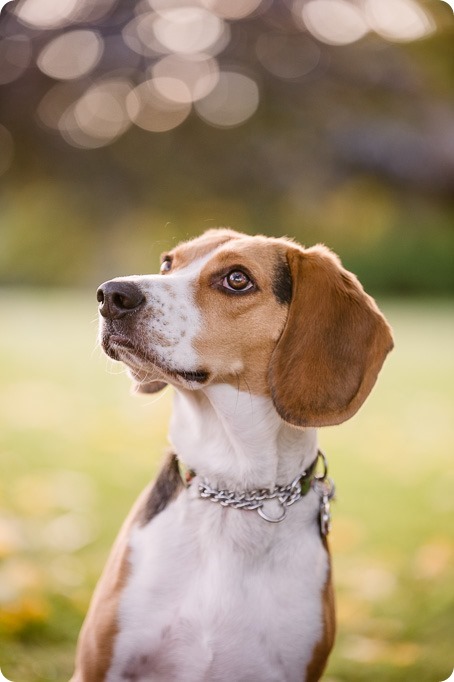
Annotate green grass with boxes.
[0,292,453,682]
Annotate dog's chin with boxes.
[102,333,210,391]
[133,378,168,394]
[131,367,210,393]
[126,365,167,394]
[126,359,210,393]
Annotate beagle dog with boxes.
[72,229,393,682]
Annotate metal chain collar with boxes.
[197,450,336,532]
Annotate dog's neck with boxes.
[169,384,318,490]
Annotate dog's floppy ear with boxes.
[269,244,393,427]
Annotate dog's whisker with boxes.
[90,339,103,360]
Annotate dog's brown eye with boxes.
[160,259,172,274]
[222,271,253,292]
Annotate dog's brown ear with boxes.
[269,244,393,427]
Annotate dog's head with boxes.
[97,228,393,427]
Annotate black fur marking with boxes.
[140,452,184,525]
[272,256,293,305]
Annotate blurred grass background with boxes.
[1,0,454,679]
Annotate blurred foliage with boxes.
[0,292,453,680]
[0,0,453,292]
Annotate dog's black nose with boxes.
[97,281,145,319]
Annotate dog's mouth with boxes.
[173,370,209,383]
[102,332,209,385]
[101,333,135,361]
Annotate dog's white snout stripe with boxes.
[121,255,213,372]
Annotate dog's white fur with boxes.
[107,387,324,681]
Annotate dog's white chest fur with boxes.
[105,386,329,681]
[106,488,328,682]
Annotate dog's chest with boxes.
[106,491,328,682]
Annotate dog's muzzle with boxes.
[97,281,145,320]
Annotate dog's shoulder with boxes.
[72,453,183,681]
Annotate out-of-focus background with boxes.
[0,0,453,680]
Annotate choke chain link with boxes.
[196,450,335,531]
[198,473,306,522]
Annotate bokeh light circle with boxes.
[256,33,320,80]
[59,78,132,148]
[0,35,32,85]
[126,79,191,132]
[37,30,104,81]
[14,0,80,29]
[201,0,264,20]
[153,7,227,55]
[151,54,219,103]
[195,72,259,128]
[365,0,435,42]
[301,0,369,46]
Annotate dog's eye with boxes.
[222,270,253,292]
[160,258,172,274]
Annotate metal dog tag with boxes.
[312,478,335,536]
